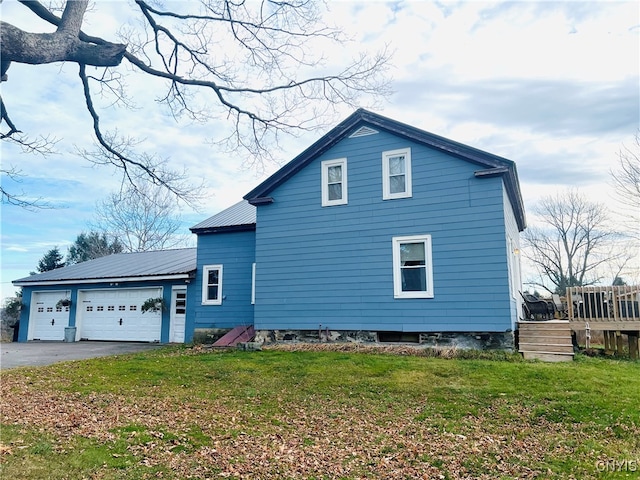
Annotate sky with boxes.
[1,0,639,301]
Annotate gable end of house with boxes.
[244,109,526,231]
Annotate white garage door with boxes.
[78,288,162,342]
[29,291,70,340]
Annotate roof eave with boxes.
[13,272,196,287]
[190,223,257,235]
[246,197,273,206]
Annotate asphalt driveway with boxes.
[0,341,164,370]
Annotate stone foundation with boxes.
[254,329,515,351]
[192,328,232,344]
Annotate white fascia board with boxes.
[13,274,191,287]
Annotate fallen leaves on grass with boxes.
[1,351,636,479]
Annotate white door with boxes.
[169,287,187,343]
[29,291,70,340]
[77,288,162,342]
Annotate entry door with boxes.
[29,291,70,340]
[169,287,187,343]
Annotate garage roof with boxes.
[13,248,197,286]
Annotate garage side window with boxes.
[202,265,223,305]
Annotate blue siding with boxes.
[186,230,255,340]
[17,280,185,343]
[254,130,512,332]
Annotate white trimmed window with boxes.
[383,148,412,200]
[392,235,434,298]
[251,263,256,305]
[202,265,223,305]
[507,238,521,299]
[321,158,348,206]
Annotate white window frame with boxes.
[251,263,256,305]
[382,148,412,200]
[392,235,434,299]
[507,238,521,300]
[202,264,223,305]
[321,158,348,206]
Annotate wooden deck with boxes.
[517,286,639,360]
[565,286,639,359]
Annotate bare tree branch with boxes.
[1,166,54,209]
[1,0,391,207]
[611,131,640,240]
[0,2,125,71]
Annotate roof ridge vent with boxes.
[349,126,379,138]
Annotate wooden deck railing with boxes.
[566,285,640,325]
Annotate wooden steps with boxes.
[518,320,574,362]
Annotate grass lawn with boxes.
[1,345,638,479]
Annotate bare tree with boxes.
[94,183,189,252]
[611,132,640,239]
[522,190,623,294]
[1,0,391,207]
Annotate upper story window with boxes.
[382,148,412,200]
[202,264,223,305]
[392,234,434,299]
[321,158,348,206]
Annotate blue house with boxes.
[12,110,525,348]
[188,109,526,348]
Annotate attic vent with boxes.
[349,126,379,138]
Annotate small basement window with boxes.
[378,332,420,343]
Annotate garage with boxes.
[28,291,70,341]
[77,287,163,342]
[13,248,196,343]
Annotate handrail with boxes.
[566,286,640,323]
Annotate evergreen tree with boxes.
[67,231,123,265]
[36,247,65,272]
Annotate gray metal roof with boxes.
[190,200,256,233]
[13,248,197,285]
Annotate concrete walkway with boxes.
[0,341,164,370]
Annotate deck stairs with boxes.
[212,325,255,347]
[518,320,574,362]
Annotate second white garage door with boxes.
[77,288,162,342]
